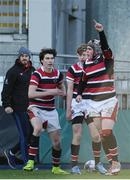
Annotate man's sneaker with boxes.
[71,166,81,174]
[23,160,34,171]
[4,150,16,169]
[52,166,70,175]
[106,161,121,175]
[95,162,107,174]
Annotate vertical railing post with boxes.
[19,0,23,34]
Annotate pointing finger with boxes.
[93,19,97,24]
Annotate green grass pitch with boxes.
[0,169,130,179]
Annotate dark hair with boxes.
[39,48,57,62]
[76,44,88,55]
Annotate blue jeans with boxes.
[12,112,33,163]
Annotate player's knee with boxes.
[53,142,61,150]
[73,124,82,141]
[101,129,112,137]
[33,124,42,135]
[73,132,82,143]
[91,133,101,143]
[52,137,61,149]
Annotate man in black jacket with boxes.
[1,47,35,169]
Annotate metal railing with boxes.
[0,0,26,34]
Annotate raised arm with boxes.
[93,19,109,51]
[94,20,113,59]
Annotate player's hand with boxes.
[5,107,13,114]
[51,89,65,96]
[93,19,104,32]
[61,90,66,97]
[57,89,66,96]
[76,95,82,103]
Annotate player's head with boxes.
[77,44,88,63]
[86,39,102,59]
[18,47,31,66]
[39,48,57,71]
[39,48,57,65]
[77,44,88,55]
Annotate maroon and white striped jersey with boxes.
[66,62,87,99]
[82,49,116,101]
[28,67,63,110]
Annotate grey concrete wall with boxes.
[54,0,86,57]
[107,0,130,61]
[86,0,130,63]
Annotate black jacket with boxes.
[1,59,35,111]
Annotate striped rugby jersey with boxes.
[82,49,116,101]
[66,62,87,99]
[28,66,63,110]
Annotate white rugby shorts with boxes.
[28,107,61,133]
[71,99,88,119]
[86,97,118,120]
